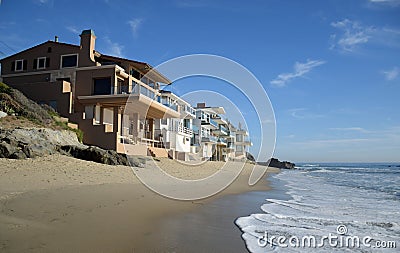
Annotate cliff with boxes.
[0,82,139,166]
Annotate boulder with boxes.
[59,145,129,166]
[0,127,136,166]
[265,158,296,169]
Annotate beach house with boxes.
[191,103,239,161]
[0,29,252,161]
[234,123,253,159]
[0,29,188,157]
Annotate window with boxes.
[141,76,149,85]
[13,59,26,71]
[130,68,141,79]
[34,57,49,70]
[93,78,112,95]
[236,145,243,152]
[61,54,78,68]
[236,134,243,142]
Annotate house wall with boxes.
[74,67,116,113]
[2,73,51,84]
[1,42,82,76]
[78,118,118,150]
[202,143,214,158]
[170,132,191,153]
[5,80,72,117]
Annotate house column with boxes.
[148,118,154,146]
[113,106,121,133]
[99,106,104,124]
[120,113,124,135]
[131,113,139,141]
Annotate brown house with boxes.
[0,29,181,156]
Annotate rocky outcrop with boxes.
[0,128,80,159]
[269,158,296,169]
[0,128,136,166]
[59,145,129,166]
[260,158,296,169]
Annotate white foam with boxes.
[236,168,400,252]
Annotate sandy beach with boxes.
[0,154,279,252]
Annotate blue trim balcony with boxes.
[217,137,227,146]
[201,118,218,129]
[202,135,218,143]
[213,125,228,136]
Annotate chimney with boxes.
[79,29,96,66]
[197,103,206,108]
[54,36,58,42]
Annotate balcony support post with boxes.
[112,106,121,134]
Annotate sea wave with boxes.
[236,165,400,252]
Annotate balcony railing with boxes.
[169,122,193,135]
[162,103,178,112]
[182,104,196,116]
[201,118,218,128]
[217,138,227,145]
[202,135,218,143]
[210,118,218,128]
[111,81,159,100]
[219,125,228,133]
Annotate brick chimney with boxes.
[79,29,96,67]
[197,102,206,108]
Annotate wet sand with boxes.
[0,154,279,252]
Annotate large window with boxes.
[236,134,243,142]
[93,78,112,95]
[61,54,78,68]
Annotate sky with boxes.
[0,0,399,162]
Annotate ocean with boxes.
[236,163,400,252]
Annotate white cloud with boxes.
[175,0,210,8]
[329,127,371,133]
[128,18,143,37]
[35,0,54,5]
[270,59,325,87]
[382,66,399,81]
[307,138,371,144]
[287,108,325,119]
[66,26,80,35]
[330,19,373,52]
[368,0,400,7]
[104,37,124,57]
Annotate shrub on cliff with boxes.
[0,82,83,142]
[0,82,53,125]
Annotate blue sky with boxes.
[1,0,399,162]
